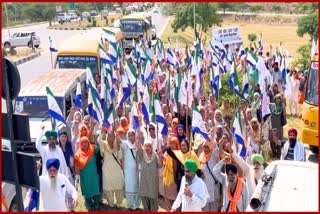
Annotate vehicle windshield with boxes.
[56,55,98,77]
[305,63,318,105]
[120,20,144,35]
[15,96,64,118]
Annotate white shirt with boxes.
[39,173,77,211]
[172,175,209,211]
[281,140,305,162]
[36,130,70,178]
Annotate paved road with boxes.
[217,10,306,17]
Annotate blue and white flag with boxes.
[75,80,82,110]
[242,70,249,99]
[142,84,151,125]
[191,105,210,140]
[132,102,140,129]
[99,43,113,64]
[232,110,246,157]
[46,86,66,126]
[228,60,239,94]
[166,41,179,67]
[154,94,168,136]
[238,44,246,59]
[247,50,258,67]
[211,65,220,97]
[88,81,104,125]
[49,36,58,52]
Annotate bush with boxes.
[248,33,257,42]
[111,17,115,24]
[92,17,97,27]
[291,43,312,72]
[87,16,92,23]
[105,17,108,26]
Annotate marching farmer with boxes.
[213,156,249,212]
[39,158,77,211]
[171,159,209,211]
[36,127,70,178]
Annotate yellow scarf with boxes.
[163,152,175,186]
[173,150,201,170]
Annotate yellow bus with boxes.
[301,55,318,154]
[54,27,123,77]
[120,12,152,50]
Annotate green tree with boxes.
[248,33,257,42]
[171,3,222,41]
[297,12,318,41]
[271,5,282,13]
[291,44,312,72]
[218,3,233,14]
[250,5,262,13]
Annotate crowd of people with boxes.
[25,37,308,212]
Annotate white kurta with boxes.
[98,135,124,191]
[39,173,77,211]
[213,159,249,212]
[36,130,70,178]
[172,175,209,211]
[281,140,305,161]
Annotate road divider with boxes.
[13,51,41,66]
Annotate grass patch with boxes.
[51,14,121,28]
[160,16,309,59]
[4,47,38,62]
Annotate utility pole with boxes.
[4,3,11,37]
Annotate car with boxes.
[68,13,77,20]
[56,12,71,24]
[2,32,40,49]
[81,11,90,19]
[90,10,98,16]
[246,160,318,212]
[151,25,157,40]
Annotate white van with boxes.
[246,160,318,212]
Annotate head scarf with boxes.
[58,132,74,168]
[45,131,57,140]
[184,159,198,173]
[171,118,179,135]
[288,128,298,137]
[73,111,82,121]
[79,124,90,138]
[46,158,60,170]
[117,117,129,133]
[74,136,94,170]
[251,154,264,165]
[169,136,180,150]
[199,140,214,164]
[176,124,186,142]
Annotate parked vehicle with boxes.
[2,32,40,49]
[68,13,78,20]
[101,9,108,19]
[56,12,71,24]
[82,11,90,19]
[246,160,318,212]
[90,10,98,16]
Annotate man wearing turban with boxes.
[213,156,249,212]
[171,159,209,211]
[36,126,70,179]
[226,144,265,199]
[281,128,305,161]
[39,159,77,211]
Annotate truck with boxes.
[300,55,318,154]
